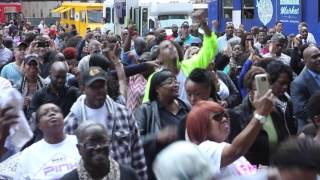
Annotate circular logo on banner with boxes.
[256,0,273,26]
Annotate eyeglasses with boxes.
[159,77,178,86]
[211,112,228,122]
[78,142,109,151]
[182,25,189,29]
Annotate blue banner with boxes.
[277,0,302,23]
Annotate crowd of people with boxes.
[0,10,320,180]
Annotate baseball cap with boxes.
[16,42,28,49]
[181,21,189,28]
[81,66,107,86]
[24,54,39,65]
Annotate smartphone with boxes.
[255,74,270,97]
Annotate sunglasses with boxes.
[78,142,109,151]
[211,112,228,122]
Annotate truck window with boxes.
[134,8,140,30]
[112,8,114,24]
[149,19,155,30]
[105,7,111,23]
[242,0,254,19]
[158,15,188,28]
[118,2,126,24]
[319,0,320,21]
[142,8,148,36]
[88,10,103,23]
[223,0,233,19]
[80,11,86,22]
[70,8,75,20]
[63,12,68,19]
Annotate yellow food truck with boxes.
[52,2,103,37]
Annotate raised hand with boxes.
[156,126,177,144]
[191,10,206,24]
[0,106,19,140]
[253,89,275,116]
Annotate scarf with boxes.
[20,75,44,97]
[77,157,120,180]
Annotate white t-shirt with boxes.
[176,70,189,103]
[85,103,108,128]
[0,77,12,90]
[198,141,257,178]
[14,135,80,180]
[217,79,230,100]
[263,53,291,66]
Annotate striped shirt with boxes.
[0,47,13,66]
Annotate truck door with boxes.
[79,10,87,36]
[134,7,141,34]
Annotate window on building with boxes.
[242,0,254,19]
[223,0,233,19]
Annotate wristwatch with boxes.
[254,113,268,124]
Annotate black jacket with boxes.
[216,70,241,108]
[134,98,190,180]
[60,165,139,180]
[228,96,297,165]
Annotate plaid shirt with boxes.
[64,95,148,180]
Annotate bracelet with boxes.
[254,113,268,125]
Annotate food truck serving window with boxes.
[223,0,233,19]
[243,0,254,19]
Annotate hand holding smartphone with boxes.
[255,74,270,97]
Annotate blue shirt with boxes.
[1,62,22,84]
[121,49,141,65]
[175,34,195,47]
[217,34,241,52]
